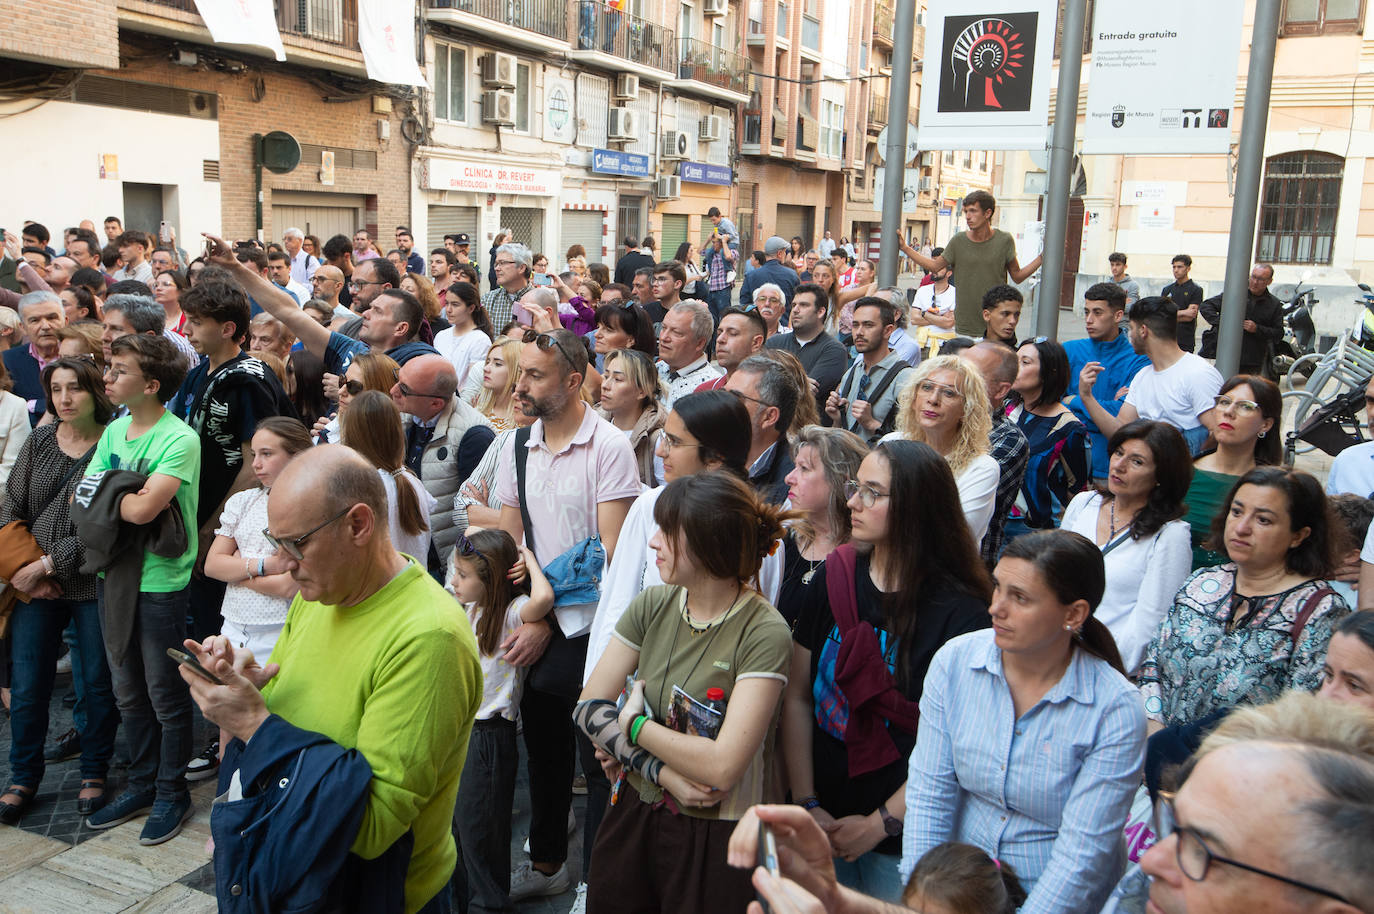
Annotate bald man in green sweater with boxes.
[181,445,482,914]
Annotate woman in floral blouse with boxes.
[1137,466,1350,730]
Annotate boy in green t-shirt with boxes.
[84,333,203,847]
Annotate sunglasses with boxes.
[454,532,480,558]
[523,329,580,372]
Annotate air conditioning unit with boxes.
[919,151,935,167]
[480,52,517,88]
[703,0,728,15]
[918,176,935,191]
[614,73,640,101]
[481,90,515,126]
[661,130,689,159]
[698,114,724,142]
[655,175,681,199]
[608,107,639,140]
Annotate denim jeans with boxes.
[833,850,903,902]
[99,586,193,801]
[707,287,733,324]
[8,598,119,788]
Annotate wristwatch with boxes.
[879,804,903,837]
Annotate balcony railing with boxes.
[801,13,820,50]
[677,37,750,95]
[873,0,893,44]
[429,0,566,39]
[574,1,674,72]
[867,92,888,126]
[277,0,358,47]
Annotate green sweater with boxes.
[261,560,482,913]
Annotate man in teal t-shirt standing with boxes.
[84,333,202,847]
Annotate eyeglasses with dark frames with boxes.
[262,506,352,561]
[396,380,448,400]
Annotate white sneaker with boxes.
[521,808,578,854]
[509,861,571,900]
[569,882,588,914]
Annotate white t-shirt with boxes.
[1123,352,1222,432]
[216,487,295,627]
[434,326,492,389]
[1327,440,1374,498]
[379,469,438,562]
[468,595,529,721]
[913,283,956,316]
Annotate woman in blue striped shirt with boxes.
[901,530,1147,914]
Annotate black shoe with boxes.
[0,786,36,826]
[62,689,77,707]
[45,728,82,762]
[185,741,220,782]
[76,779,107,816]
[85,788,156,829]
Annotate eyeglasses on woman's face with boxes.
[1213,395,1261,416]
[916,380,964,403]
[843,480,890,508]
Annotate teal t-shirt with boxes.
[90,409,201,592]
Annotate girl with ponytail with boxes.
[900,529,1147,914]
[575,472,795,913]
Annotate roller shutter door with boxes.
[660,214,689,262]
[271,204,360,242]
[774,204,813,250]
[560,209,606,264]
[427,205,480,254]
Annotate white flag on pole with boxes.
[192,0,286,61]
[358,0,428,87]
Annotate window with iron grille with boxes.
[1256,152,1343,266]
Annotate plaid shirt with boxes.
[481,282,530,335]
[704,246,734,292]
[981,412,1029,567]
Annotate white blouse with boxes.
[216,487,294,627]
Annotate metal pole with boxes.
[1215,0,1281,378]
[877,0,917,287]
[1036,0,1088,339]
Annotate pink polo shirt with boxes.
[494,403,640,636]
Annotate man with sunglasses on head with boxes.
[825,297,912,445]
[493,327,640,904]
[178,444,484,914]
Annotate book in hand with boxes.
[664,685,726,740]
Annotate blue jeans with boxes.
[99,586,193,802]
[833,851,903,902]
[8,598,119,788]
[707,287,733,323]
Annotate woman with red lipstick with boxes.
[1182,375,1280,569]
[1137,466,1350,732]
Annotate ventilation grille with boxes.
[203,160,221,181]
[298,144,377,170]
[72,75,218,120]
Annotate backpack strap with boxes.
[823,544,861,635]
[514,426,535,555]
[1290,584,1336,650]
[864,364,912,437]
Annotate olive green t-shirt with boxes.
[941,228,1019,336]
[614,584,791,820]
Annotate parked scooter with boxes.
[1272,273,1320,378]
[1355,282,1374,350]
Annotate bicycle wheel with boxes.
[1281,389,1323,456]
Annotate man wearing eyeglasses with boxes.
[656,300,722,408]
[482,242,534,333]
[826,298,912,445]
[726,353,800,506]
[308,265,354,326]
[178,444,484,914]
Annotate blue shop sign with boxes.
[591,148,651,178]
[679,161,732,186]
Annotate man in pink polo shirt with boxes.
[493,327,639,903]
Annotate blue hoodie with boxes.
[1063,333,1151,478]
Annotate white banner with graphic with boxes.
[192,0,286,61]
[358,0,427,87]
[1083,0,1243,154]
[917,0,1057,151]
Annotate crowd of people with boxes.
[0,197,1370,914]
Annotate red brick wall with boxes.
[0,0,119,68]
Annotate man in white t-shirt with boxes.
[910,253,957,358]
[1077,295,1221,454]
[1327,376,1374,498]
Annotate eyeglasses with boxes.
[655,433,703,455]
[522,329,580,373]
[728,388,771,409]
[843,480,890,507]
[494,259,520,268]
[1213,395,1261,415]
[349,279,383,291]
[103,366,142,381]
[1152,796,1352,905]
[262,506,352,561]
[916,380,965,403]
[396,380,447,400]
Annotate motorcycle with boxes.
[1355,282,1374,350]
[1271,273,1320,378]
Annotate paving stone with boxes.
[0,828,68,881]
[115,883,216,913]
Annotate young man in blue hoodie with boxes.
[1062,283,1150,482]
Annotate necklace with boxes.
[680,585,741,635]
[1108,497,1135,541]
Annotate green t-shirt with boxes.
[614,584,791,820]
[89,409,201,592]
[941,228,1019,337]
[262,560,483,914]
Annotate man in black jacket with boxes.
[1200,262,1284,377]
[612,237,655,287]
[726,353,799,506]
[765,283,848,421]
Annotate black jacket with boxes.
[71,469,188,665]
[613,250,656,286]
[1200,289,1283,368]
[750,439,796,507]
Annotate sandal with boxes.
[76,779,106,816]
[0,785,36,825]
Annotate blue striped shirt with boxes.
[901,629,1146,914]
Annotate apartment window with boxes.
[963,150,972,169]
[433,43,467,123]
[1282,0,1364,34]
[713,20,725,48]
[515,62,531,132]
[978,151,988,171]
[680,1,695,41]
[1257,151,1343,265]
[821,100,843,158]
[944,150,955,165]
[800,61,817,114]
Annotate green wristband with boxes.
[629,715,648,746]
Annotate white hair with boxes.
[283,227,304,240]
[526,286,559,310]
[17,290,62,314]
[751,283,785,305]
[497,242,533,270]
[671,299,715,345]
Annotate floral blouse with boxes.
[1136,564,1349,727]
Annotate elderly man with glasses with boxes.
[179,444,483,914]
[482,242,534,333]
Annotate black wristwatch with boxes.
[879,804,902,837]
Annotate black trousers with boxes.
[456,717,519,914]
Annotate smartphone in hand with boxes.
[167,647,225,685]
[757,820,780,914]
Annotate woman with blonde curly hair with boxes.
[401,271,447,331]
[884,355,998,543]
